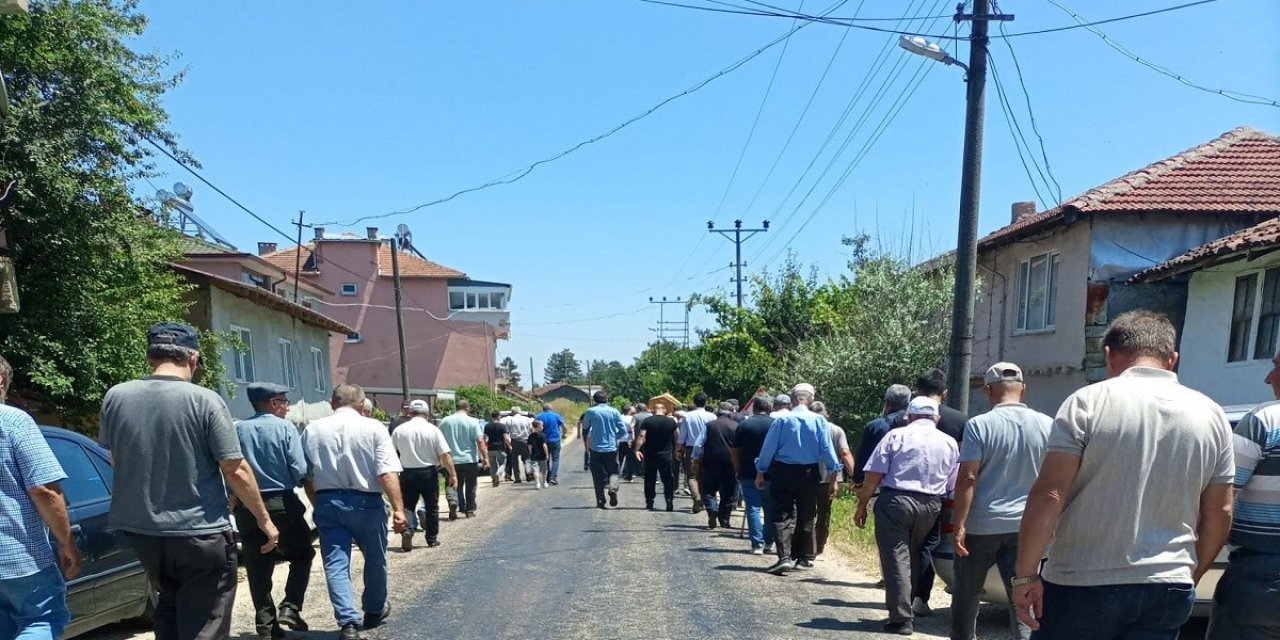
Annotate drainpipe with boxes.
[978,258,1008,362]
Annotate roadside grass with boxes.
[828,493,880,574]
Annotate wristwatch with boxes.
[1010,575,1041,588]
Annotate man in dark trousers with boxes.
[734,393,778,555]
[635,399,679,511]
[233,382,315,639]
[583,391,629,509]
[694,401,740,529]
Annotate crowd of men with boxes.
[2,309,1280,639]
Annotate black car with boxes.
[39,426,155,638]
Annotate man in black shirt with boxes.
[733,394,776,555]
[695,402,740,529]
[634,400,679,511]
[388,401,413,434]
[483,411,510,487]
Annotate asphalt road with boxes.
[77,439,1207,640]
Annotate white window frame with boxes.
[1227,267,1280,364]
[310,347,327,392]
[339,282,358,297]
[229,325,255,383]
[345,331,362,344]
[447,287,511,312]
[279,338,297,389]
[1015,251,1059,334]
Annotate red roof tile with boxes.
[979,126,1280,249]
[261,243,465,279]
[1130,216,1280,282]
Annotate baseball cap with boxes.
[511,405,523,414]
[792,382,816,396]
[774,393,791,406]
[148,322,200,350]
[983,362,1024,385]
[907,396,940,417]
[717,401,735,414]
[409,399,430,413]
[884,384,912,407]
[246,382,289,404]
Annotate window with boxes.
[1257,270,1280,360]
[311,347,326,392]
[1228,268,1280,363]
[1017,252,1059,332]
[449,291,465,310]
[491,293,505,309]
[340,283,358,296]
[46,438,110,506]
[230,325,255,382]
[1230,274,1259,362]
[279,339,297,389]
[241,270,270,290]
[345,332,362,344]
[466,292,478,309]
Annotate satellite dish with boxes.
[156,189,174,201]
[396,224,410,237]
[172,182,193,200]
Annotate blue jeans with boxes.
[739,479,776,547]
[547,441,562,480]
[1032,580,1195,640]
[0,565,69,640]
[314,492,389,627]
[1206,550,1280,640]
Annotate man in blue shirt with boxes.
[755,383,841,575]
[0,355,80,640]
[583,391,629,509]
[677,393,715,514]
[534,404,565,485]
[234,382,315,639]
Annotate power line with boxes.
[988,52,1053,209]
[636,0,951,21]
[996,18,1063,204]
[1041,0,1278,107]
[316,17,824,228]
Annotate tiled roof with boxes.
[979,126,1280,249]
[174,234,236,255]
[1130,216,1280,283]
[172,264,354,335]
[260,243,465,279]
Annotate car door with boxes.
[42,435,105,625]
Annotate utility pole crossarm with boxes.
[708,219,769,309]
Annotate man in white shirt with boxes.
[502,407,534,484]
[302,384,406,639]
[391,399,457,552]
[676,393,716,513]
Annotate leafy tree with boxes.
[499,356,521,390]
[0,1,197,425]
[453,384,511,420]
[543,348,583,384]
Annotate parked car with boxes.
[930,404,1253,617]
[39,426,155,638]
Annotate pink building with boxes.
[262,227,511,408]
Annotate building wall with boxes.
[1179,251,1280,407]
[205,287,335,418]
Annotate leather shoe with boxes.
[363,604,390,630]
[338,623,364,640]
[277,605,308,631]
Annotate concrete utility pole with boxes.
[388,236,410,403]
[291,210,305,303]
[708,219,768,308]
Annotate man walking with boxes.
[635,399,679,511]
[949,363,1050,640]
[734,393,777,555]
[502,407,533,484]
[534,404,565,485]
[756,384,841,575]
[483,410,510,487]
[234,382,315,639]
[583,391,629,509]
[100,323,278,640]
[439,399,487,518]
[0,355,81,640]
[392,399,457,552]
[617,405,637,482]
[1207,349,1280,639]
[905,369,965,615]
[810,401,855,560]
[855,396,959,636]
[676,393,715,513]
[694,401,740,529]
[303,384,407,639]
[1013,311,1234,640]
[852,385,912,488]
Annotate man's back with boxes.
[483,421,508,451]
[680,408,715,445]
[503,415,533,442]
[1230,400,1280,554]
[235,413,308,494]
[99,376,241,535]
[959,404,1051,534]
[639,415,678,455]
[392,417,450,469]
[535,411,564,442]
[0,404,66,579]
[584,405,624,452]
[701,417,737,462]
[1045,367,1234,585]
[438,413,481,464]
[733,415,772,479]
[304,408,400,492]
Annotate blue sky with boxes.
[133,0,1280,385]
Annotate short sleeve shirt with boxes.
[819,423,850,482]
[0,405,66,579]
[303,407,403,492]
[528,432,549,460]
[957,404,1052,535]
[484,422,509,451]
[733,415,773,480]
[438,413,484,464]
[99,376,242,536]
[392,417,451,469]
[639,415,678,456]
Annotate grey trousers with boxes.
[487,450,507,483]
[950,531,1029,640]
[874,487,941,624]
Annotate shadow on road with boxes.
[813,597,884,609]
[686,546,742,554]
[795,617,884,632]
[712,564,762,573]
[798,577,875,588]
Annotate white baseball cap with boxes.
[792,382,816,396]
[983,362,1024,385]
[408,399,430,413]
[907,396,940,417]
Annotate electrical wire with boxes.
[997,18,1063,204]
[637,0,951,21]
[988,51,1053,210]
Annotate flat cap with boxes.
[792,382,816,396]
[246,382,290,404]
[148,322,200,350]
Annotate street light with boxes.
[898,36,968,73]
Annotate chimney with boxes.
[313,226,326,240]
[1011,201,1038,224]
[257,242,277,256]
[366,226,379,240]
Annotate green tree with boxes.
[453,384,510,420]
[0,1,196,425]
[543,348,583,384]
[499,356,521,390]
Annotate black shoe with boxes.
[883,621,913,636]
[646,504,655,511]
[448,504,457,521]
[795,559,815,570]
[427,538,441,547]
[338,623,364,640]
[666,501,674,512]
[708,514,718,529]
[464,511,475,518]
[719,519,732,528]
[255,624,284,640]
[363,604,390,630]
[608,491,618,507]
[549,479,558,485]
[277,605,308,631]
[597,501,607,509]
[766,557,796,575]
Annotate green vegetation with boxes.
[543,349,584,384]
[829,494,880,572]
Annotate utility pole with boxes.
[388,235,410,403]
[291,210,305,303]
[530,356,536,390]
[945,0,1007,414]
[708,219,769,308]
[649,296,688,346]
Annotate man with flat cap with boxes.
[693,401,740,529]
[234,382,315,639]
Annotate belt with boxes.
[315,489,381,497]
[880,486,944,499]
